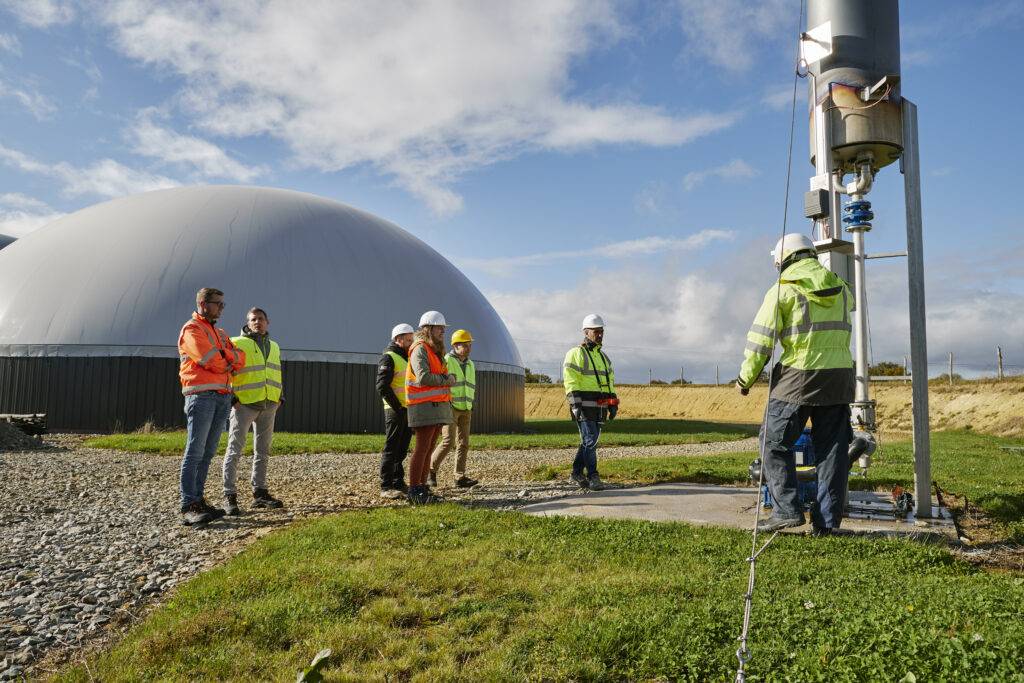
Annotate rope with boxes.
[734,1,805,680]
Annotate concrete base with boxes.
[520,483,957,540]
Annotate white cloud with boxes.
[760,82,807,112]
[94,1,740,215]
[489,242,1024,383]
[0,193,64,237]
[459,229,735,277]
[0,78,56,118]
[0,0,75,27]
[0,33,21,54]
[676,0,792,72]
[0,143,178,199]
[682,159,759,191]
[128,111,265,182]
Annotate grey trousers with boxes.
[222,401,279,496]
[760,399,852,529]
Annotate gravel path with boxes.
[0,435,756,678]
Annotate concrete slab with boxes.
[520,483,957,540]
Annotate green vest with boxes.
[446,353,476,411]
[563,345,615,395]
[384,350,408,408]
[230,335,283,404]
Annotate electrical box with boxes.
[804,189,830,219]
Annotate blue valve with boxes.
[843,199,873,230]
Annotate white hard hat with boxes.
[391,323,414,339]
[581,313,605,330]
[419,310,447,327]
[772,233,817,268]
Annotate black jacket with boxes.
[376,342,409,412]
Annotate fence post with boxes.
[997,346,1004,380]
[715,365,720,386]
[948,352,954,386]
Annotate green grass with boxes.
[528,430,1024,541]
[83,418,758,455]
[56,506,1024,682]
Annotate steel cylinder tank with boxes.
[808,0,903,173]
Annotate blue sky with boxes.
[1,0,1022,382]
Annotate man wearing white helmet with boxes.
[562,314,618,490]
[376,323,416,499]
[736,233,855,536]
[404,310,456,504]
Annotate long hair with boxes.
[414,328,445,356]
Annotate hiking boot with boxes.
[809,526,833,537]
[407,485,429,505]
[427,471,438,488]
[756,514,806,533]
[588,474,606,491]
[200,498,226,519]
[454,476,478,488]
[252,488,284,509]
[380,487,404,500]
[570,472,590,489]
[224,494,241,516]
[181,502,213,527]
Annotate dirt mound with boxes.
[526,377,1024,437]
[0,421,46,451]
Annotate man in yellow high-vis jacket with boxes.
[222,307,285,515]
[377,323,415,499]
[429,329,478,488]
[736,234,855,536]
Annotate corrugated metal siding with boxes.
[0,357,524,434]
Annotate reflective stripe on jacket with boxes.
[563,343,616,421]
[230,335,283,404]
[446,353,475,411]
[178,312,245,395]
[406,341,452,405]
[384,350,408,408]
[738,257,855,405]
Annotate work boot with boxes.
[200,498,226,519]
[809,526,833,537]
[454,476,478,489]
[756,514,805,533]
[181,502,213,527]
[427,471,438,488]
[252,488,284,509]
[407,485,428,505]
[570,472,590,489]
[588,474,606,491]
[380,487,404,500]
[224,494,241,516]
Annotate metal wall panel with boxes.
[0,357,524,434]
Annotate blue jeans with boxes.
[760,399,852,528]
[180,391,233,508]
[572,419,601,477]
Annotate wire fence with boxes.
[517,342,1024,386]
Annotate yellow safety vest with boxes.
[384,350,408,408]
[230,336,283,404]
[447,353,475,411]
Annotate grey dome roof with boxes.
[0,233,14,250]
[0,186,521,371]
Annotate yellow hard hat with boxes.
[451,329,473,344]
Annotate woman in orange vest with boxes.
[405,310,456,504]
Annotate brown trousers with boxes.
[430,408,472,477]
[409,425,443,486]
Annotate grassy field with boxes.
[83,418,758,455]
[56,506,1024,682]
[529,430,1024,542]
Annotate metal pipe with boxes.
[851,229,870,405]
[901,98,932,520]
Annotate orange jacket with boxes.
[405,341,451,405]
[178,312,246,395]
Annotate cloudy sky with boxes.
[1,0,1022,382]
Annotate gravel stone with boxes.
[1,433,755,674]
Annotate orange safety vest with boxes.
[178,312,246,395]
[405,341,452,405]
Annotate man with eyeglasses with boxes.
[177,287,245,526]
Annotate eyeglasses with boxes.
[205,300,226,308]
